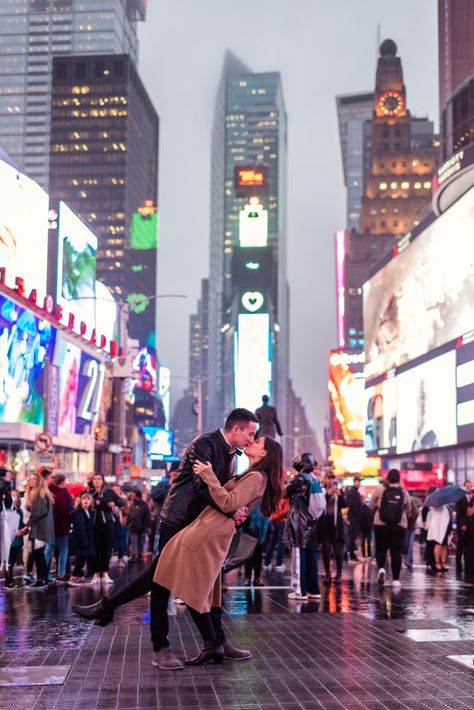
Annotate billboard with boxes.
[0,293,56,426]
[132,345,157,393]
[158,366,170,426]
[0,158,49,297]
[142,426,174,464]
[239,204,268,247]
[364,375,397,454]
[130,200,158,250]
[234,313,272,413]
[234,166,268,197]
[363,186,474,379]
[57,201,97,328]
[328,349,365,444]
[329,443,381,477]
[396,350,457,454]
[76,352,106,435]
[54,336,82,435]
[456,339,474,445]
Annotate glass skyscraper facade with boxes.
[0,0,143,188]
[207,51,288,433]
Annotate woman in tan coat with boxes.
[153,436,283,666]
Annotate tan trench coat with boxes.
[153,469,265,613]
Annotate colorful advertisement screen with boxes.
[142,426,174,463]
[130,201,158,250]
[364,376,397,454]
[0,294,56,425]
[328,349,365,445]
[363,186,474,379]
[234,313,271,413]
[0,158,49,297]
[132,345,157,394]
[457,339,474,445]
[396,350,457,455]
[75,352,106,435]
[57,201,97,328]
[54,336,82,435]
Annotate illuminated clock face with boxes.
[377,91,405,116]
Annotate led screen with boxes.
[363,186,474,379]
[457,340,474,445]
[132,345,157,393]
[396,350,456,454]
[364,376,397,454]
[328,350,365,444]
[75,352,105,435]
[234,313,271,413]
[57,201,97,328]
[329,443,381,477]
[54,336,82,435]
[130,201,159,250]
[0,294,56,425]
[142,426,174,462]
[0,158,49,297]
[239,205,268,247]
[158,366,170,426]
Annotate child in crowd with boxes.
[68,493,95,586]
[5,490,28,589]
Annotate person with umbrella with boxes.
[424,485,468,573]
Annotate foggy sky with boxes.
[137,0,438,444]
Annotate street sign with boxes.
[34,432,53,453]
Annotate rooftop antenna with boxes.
[376,21,381,57]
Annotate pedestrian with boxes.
[263,494,289,572]
[45,474,73,583]
[318,473,347,585]
[404,494,419,569]
[243,501,270,587]
[128,490,151,560]
[4,490,28,589]
[369,469,412,588]
[112,483,129,569]
[455,480,473,574]
[426,503,452,572]
[359,493,374,559]
[346,476,363,561]
[88,473,124,584]
[24,473,55,590]
[73,408,258,670]
[283,453,326,600]
[255,394,283,439]
[422,485,437,573]
[0,466,12,511]
[153,436,283,666]
[69,493,96,585]
[464,490,474,578]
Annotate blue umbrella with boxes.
[424,485,467,508]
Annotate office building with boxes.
[438,0,474,115]
[207,51,289,435]
[49,53,160,426]
[0,0,145,189]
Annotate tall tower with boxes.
[438,0,474,116]
[0,0,145,189]
[207,52,288,433]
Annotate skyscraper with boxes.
[49,52,160,426]
[336,92,374,230]
[0,0,145,188]
[438,0,474,115]
[207,51,288,434]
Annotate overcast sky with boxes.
[137,0,438,444]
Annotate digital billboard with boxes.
[158,366,170,426]
[234,166,268,197]
[0,293,56,426]
[456,339,474,445]
[396,350,457,455]
[54,335,82,435]
[76,352,106,435]
[239,203,268,247]
[57,202,97,329]
[364,375,397,454]
[363,186,474,379]
[329,443,381,478]
[132,345,157,394]
[0,158,49,297]
[328,349,365,444]
[130,200,158,250]
[142,426,174,464]
[234,313,271,413]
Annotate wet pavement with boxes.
[0,548,473,709]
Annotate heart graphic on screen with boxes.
[242,291,264,312]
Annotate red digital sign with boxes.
[234,166,268,196]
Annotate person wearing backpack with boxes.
[283,453,326,600]
[369,469,411,588]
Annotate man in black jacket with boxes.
[346,477,363,561]
[456,480,473,574]
[74,408,258,669]
[0,467,12,512]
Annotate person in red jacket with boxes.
[263,493,289,571]
[45,474,73,582]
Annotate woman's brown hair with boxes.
[251,437,283,517]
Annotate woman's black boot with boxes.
[72,598,114,627]
[185,639,224,666]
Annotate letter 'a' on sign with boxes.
[239,204,268,247]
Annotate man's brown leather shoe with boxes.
[222,641,252,660]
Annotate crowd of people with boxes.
[1,405,473,670]
[0,467,163,590]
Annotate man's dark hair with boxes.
[134,490,142,499]
[41,468,53,479]
[54,474,66,486]
[354,476,361,483]
[387,468,401,484]
[224,408,258,430]
[262,394,269,403]
[0,467,7,478]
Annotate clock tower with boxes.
[359,39,437,236]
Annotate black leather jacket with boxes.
[0,477,12,512]
[160,429,236,530]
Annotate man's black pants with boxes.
[374,524,405,581]
[105,521,226,651]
